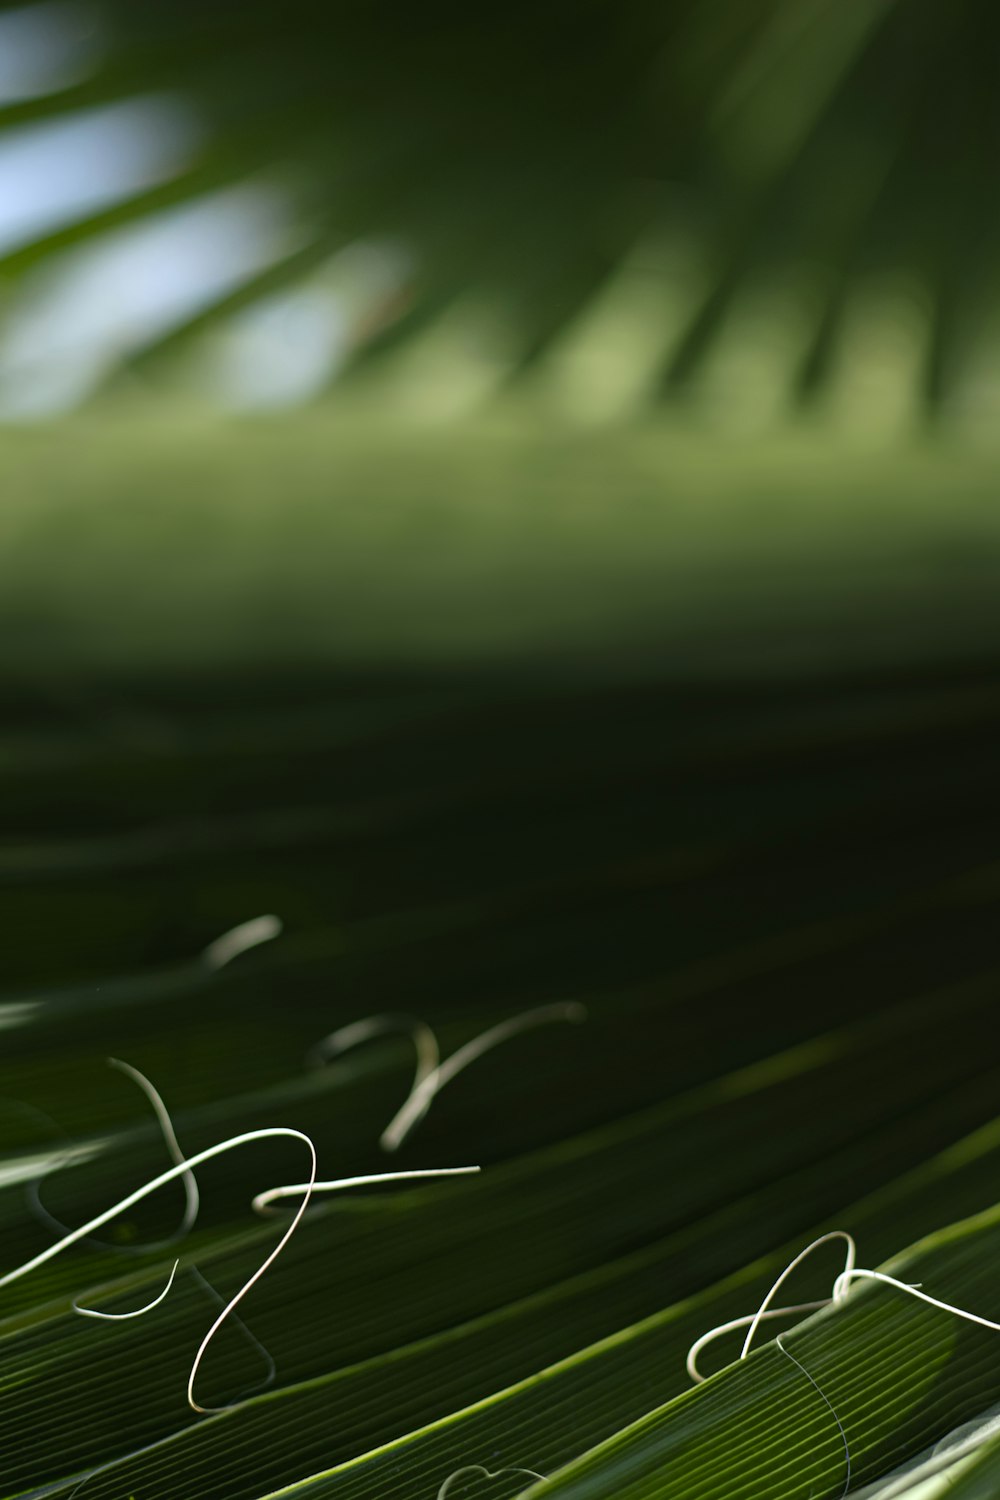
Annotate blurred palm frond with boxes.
[0,0,997,417]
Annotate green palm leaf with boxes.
[3,575,1000,1494]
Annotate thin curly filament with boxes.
[187,1263,277,1395]
[437,1463,547,1498]
[740,1231,857,1361]
[29,1055,199,1254]
[306,1011,440,1140]
[688,1228,1000,1385]
[74,1257,180,1319]
[832,1266,1000,1333]
[686,1299,833,1385]
[201,914,282,971]
[381,1002,587,1152]
[686,1232,857,1383]
[776,1335,851,1500]
[686,1227,1000,1500]
[32,1057,277,1403]
[252,1164,480,1215]
[0,1124,317,1414]
[307,1003,586,1153]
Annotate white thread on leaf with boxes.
[0,1124,317,1414]
[29,1056,199,1254]
[309,1002,586,1153]
[437,1464,547,1498]
[686,1298,834,1385]
[253,1165,480,1215]
[776,1334,851,1499]
[688,1232,857,1382]
[690,1230,1000,1381]
[74,1257,180,1320]
[188,1263,276,1395]
[29,1058,276,1402]
[306,1012,439,1083]
[47,1149,477,1405]
[385,1003,586,1152]
[201,914,282,971]
[742,1232,857,1360]
[830,1266,1000,1333]
[64,1269,278,1500]
[20,1055,477,1414]
[688,1229,1000,1499]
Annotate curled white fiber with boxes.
[776,1333,851,1499]
[830,1265,1000,1333]
[74,1258,180,1320]
[688,1232,857,1382]
[306,1012,439,1083]
[384,1003,586,1152]
[310,1002,586,1153]
[0,1124,317,1414]
[252,1164,480,1216]
[20,1054,479,1414]
[188,1263,277,1395]
[437,1464,546,1498]
[201,914,282,971]
[687,1228,1000,1500]
[30,1056,280,1403]
[30,1056,199,1254]
[687,1229,1000,1384]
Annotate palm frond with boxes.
[0,1,997,414]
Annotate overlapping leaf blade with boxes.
[2,585,1000,1496]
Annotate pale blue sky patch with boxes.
[0,95,203,255]
[0,1,105,104]
[0,180,306,416]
